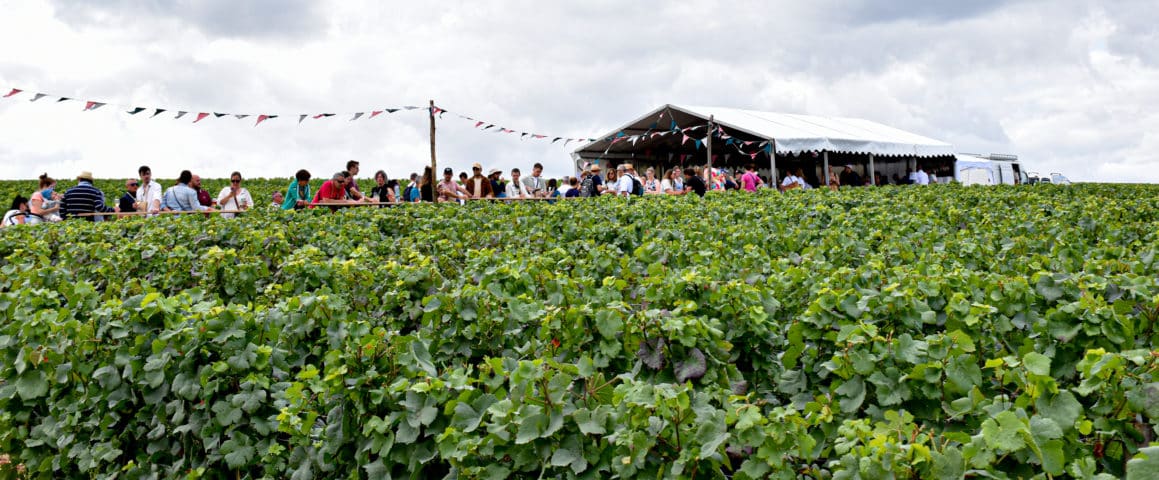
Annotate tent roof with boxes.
[574,104,955,158]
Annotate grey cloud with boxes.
[840,0,1021,24]
[50,0,324,39]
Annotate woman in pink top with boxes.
[29,173,62,222]
[740,164,764,192]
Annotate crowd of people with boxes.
[2,159,940,227]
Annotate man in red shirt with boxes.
[311,172,354,209]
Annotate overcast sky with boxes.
[1,0,1156,182]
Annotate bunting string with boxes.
[439,107,598,146]
[0,86,423,127]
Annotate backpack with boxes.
[627,174,643,196]
[579,176,596,198]
[404,185,418,202]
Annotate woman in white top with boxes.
[643,168,663,195]
[662,168,684,195]
[3,196,30,227]
[216,171,253,219]
[506,168,532,199]
[29,173,60,222]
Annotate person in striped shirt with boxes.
[60,171,117,221]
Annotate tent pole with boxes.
[705,115,714,185]
[822,151,830,188]
[868,153,876,187]
[769,144,777,188]
[429,100,437,185]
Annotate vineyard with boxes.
[1,182,1157,479]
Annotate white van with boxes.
[954,153,1027,186]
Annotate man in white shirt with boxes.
[780,171,802,191]
[616,164,634,196]
[913,166,930,185]
[506,168,533,198]
[135,165,163,215]
[217,171,253,218]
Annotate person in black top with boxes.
[119,178,139,214]
[839,165,863,187]
[369,170,396,204]
[683,168,707,197]
[419,166,435,203]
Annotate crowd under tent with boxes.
[572,105,956,186]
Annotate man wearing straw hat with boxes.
[61,171,118,221]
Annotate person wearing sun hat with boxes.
[61,170,117,221]
[487,168,506,198]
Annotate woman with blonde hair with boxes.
[643,167,663,195]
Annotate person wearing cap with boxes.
[522,162,547,198]
[839,165,863,188]
[488,168,506,198]
[61,171,118,221]
[465,163,494,199]
[438,167,470,203]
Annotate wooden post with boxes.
[868,153,876,187]
[429,100,437,184]
[705,115,714,184]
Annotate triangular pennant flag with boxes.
[57,97,72,102]
[151,108,167,118]
[175,111,188,119]
[670,120,678,131]
[255,114,271,126]
[234,114,250,120]
[682,134,691,145]
[30,93,47,102]
[430,107,443,115]
[213,112,226,118]
[370,110,383,118]
[475,121,485,128]
[743,141,754,146]
[521,132,529,139]
[615,131,626,138]
[386,108,399,113]
[313,114,325,119]
[564,139,573,146]
[532,134,546,139]
[403,106,419,110]
[551,137,561,143]
[299,114,307,124]
[351,112,365,121]
[695,139,703,150]
[127,107,145,115]
[750,152,758,160]
[83,101,106,111]
[2,88,22,98]
[483,124,494,130]
[193,112,209,123]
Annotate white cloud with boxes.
[0,0,1156,182]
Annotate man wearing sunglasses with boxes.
[216,171,254,219]
[119,178,140,215]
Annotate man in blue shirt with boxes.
[162,170,208,212]
[60,171,117,221]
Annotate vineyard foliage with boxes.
[1,182,1158,479]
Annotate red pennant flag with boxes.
[193,112,210,123]
[83,101,105,111]
[370,110,383,118]
[313,114,326,119]
[2,88,22,98]
[475,121,484,128]
[255,114,270,126]
[532,134,546,139]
